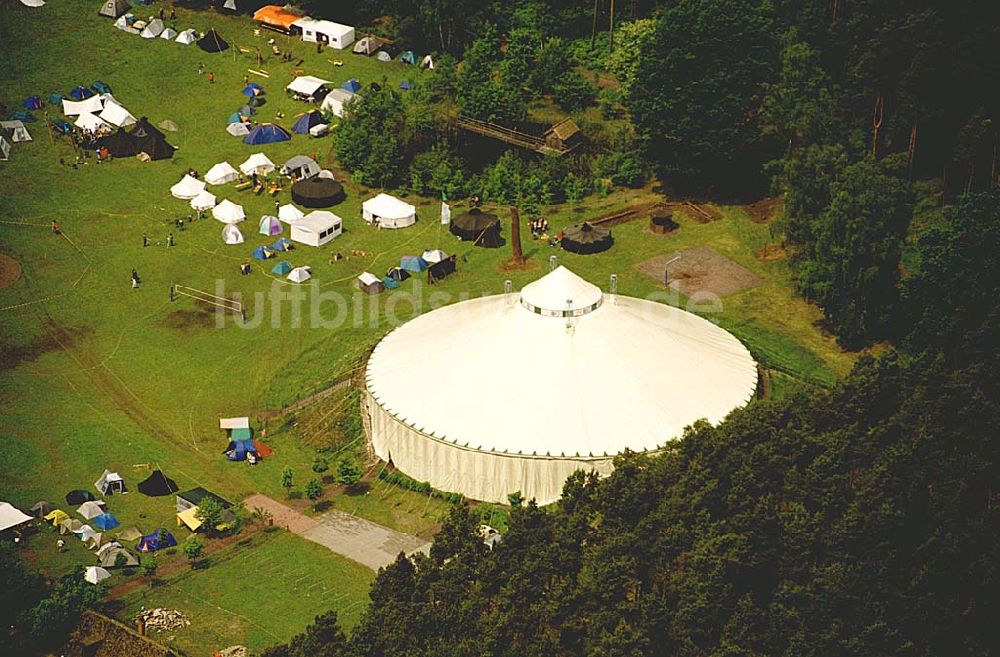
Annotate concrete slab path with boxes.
[244,494,431,571]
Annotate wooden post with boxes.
[609,0,615,52]
[590,0,600,49]
[510,206,524,265]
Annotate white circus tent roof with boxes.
[365,266,758,504]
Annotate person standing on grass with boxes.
[208,71,215,84]
[274,200,280,214]
[131,268,140,289]
[158,7,164,20]
[51,221,60,235]
[167,232,174,247]
[169,7,176,21]
[143,233,148,247]
[198,63,205,75]
[57,539,64,552]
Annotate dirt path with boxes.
[244,494,431,571]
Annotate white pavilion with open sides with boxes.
[363,265,758,505]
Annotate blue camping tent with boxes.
[244,123,291,145]
[92,81,112,94]
[400,81,411,90]
[92,513,120,531]
[251,245,276,260]
[53,120,73,134]
[271,237,292,252]
[242,82,265,97]
[137,530,177,552]
[68,85,95,101]
[387,267,410,282]
[341,78,362,93]
[400,255,429,273]
[291,110,324,135]
[223,438,257,461]
[271,261,292,275]
[382,276,400,289]
[23,96,43,110]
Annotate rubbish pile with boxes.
[135,608,191,632]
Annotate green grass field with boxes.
[1,1,855,653]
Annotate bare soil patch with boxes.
[0,253,22,290]
[743,197,782,223]
[635,245,762,297]
[159,307,219,329]
[0,323,90,373]
[755,243,788,261]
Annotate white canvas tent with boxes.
[0,120,32,143]
[20,0,45,7]
[287,266,312,283]
[77,500,107,520]
[191,190,217,211]
[320,88,354,118]
[240,153,275,176]
[84,566,112,584]
[222,224,244,245]
[0,502,32,532]
[140,18,165,38]
[75,113,110,132]
[175,29,197,45]
[0,136,10,161]
[278,204,304,224]
[293,18,355,49]
[285,75,332,99]
[95,470,126,495]
[362,193,416,229]
[160,27,178,40]
[98,101,136,128]
[364,266,758,504]
[420,54,435,70]
[170,174,205,200]
[213,199,246,224]
[352,36,381,55]
[226,122,250,137]
[280,155,321,180]
[62,96,104,116]
[290,211,341,247]
[84,532,106,551]
[206,161,239,185]
[376,51,392,62]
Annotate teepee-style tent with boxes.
[98,0,130,19]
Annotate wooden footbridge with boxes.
[455,116,580,156]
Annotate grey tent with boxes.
[98,0,130,18]
[97,542,139,568]
[280,155,321,180]
[158,119,179,132]
[560,222,613,255]
[29,501,53,518]
[116,525,143,541]
[95,469,127,495]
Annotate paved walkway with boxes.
[244,494,431,571]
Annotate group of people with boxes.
[530,217,550,238]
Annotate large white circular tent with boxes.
[364,266,758,504]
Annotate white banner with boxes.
[440,201,451,225]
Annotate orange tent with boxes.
[252,5,302,32]
[253,440,275,458]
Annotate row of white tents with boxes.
[113,15,199,45]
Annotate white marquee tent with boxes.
[285,75,333,99]
[290,211,342,247]
[213,200,246,224]
[191,190,217,211]
[205,161,239,185]
[222,224,244,244]
[240,153,275,176]
[364,266,758,504]
[0,502,33,532]
[62,96,104,116]
[170,174,205,200]
[293,18,355,49]
[362,193,416,229]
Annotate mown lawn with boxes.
[1,0,854,652]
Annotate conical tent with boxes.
[130,117,165,140]
[98,0,130,18]
[291,110,324,135]
[259,215,282,236]
[240,153,275,175]
[198,29,230,53]
[244,123,291,145]
[222,224,244,244]
[137,469,179,496]
[97,128,140,158]
[170,174,206,200]
[560,222,613,255]
[136,133,175,160]
[450,208,504,248]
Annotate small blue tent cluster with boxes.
[224,438,256,461]
[23,96,43,110]
[93,512,120,531]
[242,82,265,97]
[68,85,95,101]
[291,110,324,135]
[252,245,276,260]
[341,78,362,93]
